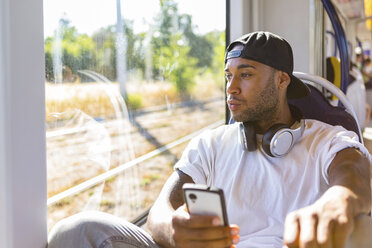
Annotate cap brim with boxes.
[287,75,311,99]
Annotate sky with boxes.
[43,0,226,38]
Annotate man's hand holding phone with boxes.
[171,205,240,248]
[170,184,240,248]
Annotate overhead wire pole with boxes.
[116,0,127,100]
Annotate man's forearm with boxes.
[328,148,371,215]
[145,170,193,248]
[146,205,175,248]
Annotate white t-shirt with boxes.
[174,119,371,248]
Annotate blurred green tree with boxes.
[205,30,226,88]
[45,19,96,82]
[92,21,145,81]
[151,0,201,97]
[179,14,213,70]
[44,1,224,95]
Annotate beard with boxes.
[231,72,279,123]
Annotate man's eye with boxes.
[225,74,232,80]
[241,73,251,78]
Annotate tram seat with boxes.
[288,83,361,141]
[289,72,363,143]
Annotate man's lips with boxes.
[227,99,243,111]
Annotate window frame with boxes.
[0,0,47,246]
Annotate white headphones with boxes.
[239,106,305,157]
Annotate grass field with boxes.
[45,76,224,124]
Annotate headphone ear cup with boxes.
[239,122,257,151]
[262,123,289,157]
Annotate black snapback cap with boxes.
[225,31,310,99]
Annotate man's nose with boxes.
[226,76,241,95]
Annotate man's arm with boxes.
[283,147,371,248]
[146,170,193,247]
[146,169,240,248]
[328,147,371,214]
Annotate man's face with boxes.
[225,48,279,123]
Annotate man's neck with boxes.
[254,104,294,134]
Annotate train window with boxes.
[44,0,226,230]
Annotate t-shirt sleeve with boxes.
[319,128,372,185]
[174,131,214,185]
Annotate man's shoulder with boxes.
[304,119,347,131]
[195,123,239,143]
[202,123,239,135]
[303,119,359,140]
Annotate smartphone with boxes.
[182,183,229,226]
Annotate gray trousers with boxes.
[48,211,161,248]
[47,211,372,248]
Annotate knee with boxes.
[50,211,99,234]
[48,211,119,247]
[48,211,156,248]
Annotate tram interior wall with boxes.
[229,0,312,74]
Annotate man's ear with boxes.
[278,71,291,89]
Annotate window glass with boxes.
[44,0,226,230]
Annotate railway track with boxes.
[46,97,225,229]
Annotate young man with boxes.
[48,32,372,248]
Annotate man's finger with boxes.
[172,206,192,227]
[185,225,240,241]
[173,211,222,229]
[181,226,231,241]
[172,205,221,228]
[188,214,222,228]
[316,218,333,248]
[283,212,300,246]
[229,224,240,235]
[185,235,239,248]
[299,213,318,247]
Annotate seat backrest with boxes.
[288,84,361,141]
[289,72,362,143]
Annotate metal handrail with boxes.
[321,0,350,94]
[326,30,337,57]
